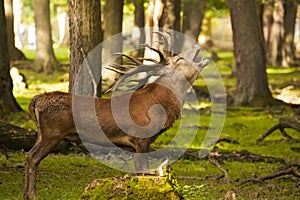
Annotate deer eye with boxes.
[175,57,184,63]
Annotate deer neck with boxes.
[153,73,191,105]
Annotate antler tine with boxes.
[126,74,152,91]
[164,31,175,56]
[109,63,168,92]
[154,31,174,57]
[106,66,125,75]
[113,52,143,65]
[153,31,169,54]
[197,57,211,67]
[138,57,159,64]
[141,44,167,64]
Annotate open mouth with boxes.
[192,45,201,63]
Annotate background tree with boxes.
[133,0,145,57]
[4,0,26,61]
[0,0,22,115]
[282,0,298,67]
[159,0,181,31]
[182,0,206,42]
[228,0,274,106]
[263,0,298,67]
[68,0,102,96]
[33,0,58,73]
[101,0,124,91]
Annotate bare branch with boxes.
[208,153,232,183]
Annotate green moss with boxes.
[80,176,181,200]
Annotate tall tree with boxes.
[282,0,298,67]
[102,0,124,91]
[0,0,22,115]
[159,0,181,31]
[68,0,102,96]
[133,0,145,57]
[182,0,206,42]
[4,0,25,61]
[33,0,58,73]
[228,0,274,106]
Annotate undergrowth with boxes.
[0,49,299,199]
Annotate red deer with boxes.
[24,41,209,199]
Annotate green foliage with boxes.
[206,0,229,18]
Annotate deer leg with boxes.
[133,141,150,172]
[24,136,61,199]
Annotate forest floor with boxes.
[0,48,300,199]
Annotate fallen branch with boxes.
[239,164,300,185]
[207,150,285,164]
[208,153,232,183]
[257,117,300,142]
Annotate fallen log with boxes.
[0,122,81,152]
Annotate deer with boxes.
[23,34,210,199]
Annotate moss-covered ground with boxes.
[0,48,299,199]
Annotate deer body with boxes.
[24,43,208,199]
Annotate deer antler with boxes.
[154,31,174,57]
[107,31,178,93]
[140,44,167,64]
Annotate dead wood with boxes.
[0,122,36,151]
[183,149,285,164]
[0,122,81,152]
[208,153,232,183]
[239,164,300,185]
[257,117,300,142]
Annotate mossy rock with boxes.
[80,175,182,200]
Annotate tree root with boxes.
[239,164,300,185]
[257,117,300,142]
[207,150,285,163]
[208,153,232,183]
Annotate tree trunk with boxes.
[68,0,102,96]
[262,1,273,62]
[101,0,123,92]
[4,0,25,61]
[282,0,297,67]
[0,0,22,115]
[264,0,284,66]
[159,0,181,32]
[133,0,145,57]
[228,0,274,107]
[182,0,206,42]
[33,0,58,73]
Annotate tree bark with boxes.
[101,0,123,92]
[282,0,298,67]
[0,0,22,115]
[33,0,58,73]
[264,0,285,66]
[159,0,181,32]
[68,0,102,96]
[228,0,274,107]
[262,1,273,61]
[133,0,145,57]
[182,0,206,42]
[4,0,26,61]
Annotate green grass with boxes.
[22,46,70,62]
[1,49,300,199]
